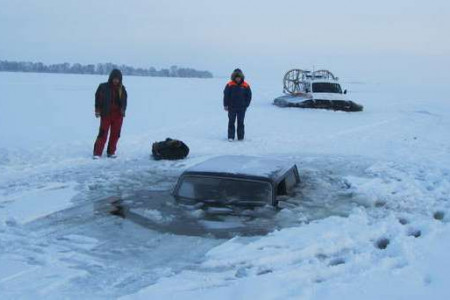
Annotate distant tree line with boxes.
[0,60,213,78]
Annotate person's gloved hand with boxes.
[95,112,101,118]
[224,106,228,111]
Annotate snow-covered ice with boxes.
[0,182,77,224]
[0,72,449,299]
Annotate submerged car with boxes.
[108,156,301,237]
[174,155,300,206]
[273,69,363,112]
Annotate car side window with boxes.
[277,180,287,196]
[276,169,298,197]
[284,170,297,193]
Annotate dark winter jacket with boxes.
[223,80,252,110]
[95,69,127,117]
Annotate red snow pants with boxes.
[93,110,123,156]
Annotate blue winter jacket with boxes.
[223,80,252,110]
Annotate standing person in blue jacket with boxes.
[223,68,252,141]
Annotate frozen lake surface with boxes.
[0,72,449,299]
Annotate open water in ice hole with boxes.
[106,168,363,238]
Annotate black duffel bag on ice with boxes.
[152,138,189,160]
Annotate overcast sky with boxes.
[1,0,449,81]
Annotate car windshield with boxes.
[312,82,342,93]
[175,176,273,205]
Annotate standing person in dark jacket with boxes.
[223,68,252,141]
[93,69,127,159]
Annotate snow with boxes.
[0,182,77,224]
[0,72,450,299]
[184,155,295,179]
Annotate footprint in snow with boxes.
[433,211,445,221]
[398,217,409,225]
[407,228,421,238]
[329,257,346,266]
[374,200,386,208]
[375,237,390,250]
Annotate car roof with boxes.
[182,155,296,181]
